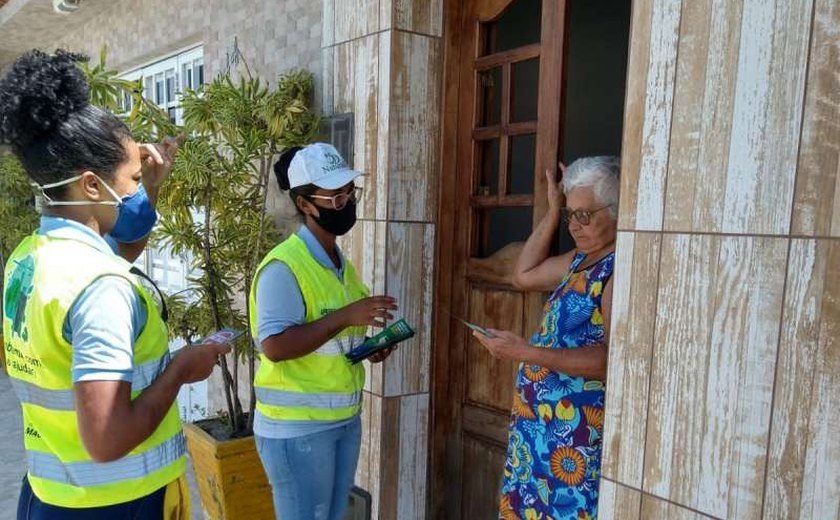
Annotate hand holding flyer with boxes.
[458,318,496,338]
[198,328,246,345]
[345,319,416,364]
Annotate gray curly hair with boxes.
[562,156,621,218]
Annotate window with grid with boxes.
[472,2,543,258]
[121,46,204,124]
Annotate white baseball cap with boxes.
[288,142,362,190]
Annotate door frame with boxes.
[429,0,568,517]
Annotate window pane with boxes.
[196,61,205,85]
[165,69,175,103]
[168,107,177,124]
[477,206,533,257]
[155,73,164,104]
[508,134,536,195]
[477,139,500,196]
[144,77,154,99]
[482,0,542,56]
[478,67,502,127]
[182,64,192,90]
[511,58,539,123]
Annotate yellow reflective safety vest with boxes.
[249,233,368,423]
[2,233,185,508]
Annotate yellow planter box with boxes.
[184,422,274,520]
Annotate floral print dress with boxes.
[499,251,615,520]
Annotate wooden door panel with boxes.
[465,286,522,408]
[461,435,508,519]
[432,0,567,516]
[467,243,523,286]
[462,403,511,444]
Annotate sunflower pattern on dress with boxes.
[499,251,614,520]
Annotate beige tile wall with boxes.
[603,0,840,519]
[51,0,322,95]
[599,479,643,520]
[765,239,840,520]
[49,0,323,247]
[326,1,443,518]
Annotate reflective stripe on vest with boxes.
[254,388,362,409]
[313,335,366,356]
[11,353,172,410]
[27,432,185,487]
[131,352,172,391]
[249,234,368,423]
[3,234,185,507]
[10,379,75,411]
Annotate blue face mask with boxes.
[35,174,158,243]
[107,183,158,243]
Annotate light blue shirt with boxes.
[38,217,146,384]
[253,225,356,439]
[255,225,346,343]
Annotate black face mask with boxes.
[311,201,357,236]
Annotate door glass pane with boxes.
[477,206,533,257]
[478,67,502,127]
[482,0,542,56]
[511,58,539,123]
[508,134,536,195]
[477,139,500,196]
[561,0,632,160]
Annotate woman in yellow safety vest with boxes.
[249,143,398,520]
[1,50,228,520]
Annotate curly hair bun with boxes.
[273,146,303,191]
[0,49,90,146]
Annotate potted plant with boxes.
[158,68,320,519]
[79,50,321,518]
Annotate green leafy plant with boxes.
[0,152,39,287]
[158,69,321,436]
[1,49,319,437]
[95,52,319,437]
[1,49,173,278]
[79,48,177,141]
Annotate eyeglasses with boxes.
[307,186,363,210]
[561,205,612,226]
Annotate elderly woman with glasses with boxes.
[473,156,620,520]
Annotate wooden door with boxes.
[432,0,567,518]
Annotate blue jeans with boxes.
[17,475,166,519]
[256,415,362,520]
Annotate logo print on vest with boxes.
[4,255,34,342]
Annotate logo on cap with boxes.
[322,152,346,173]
